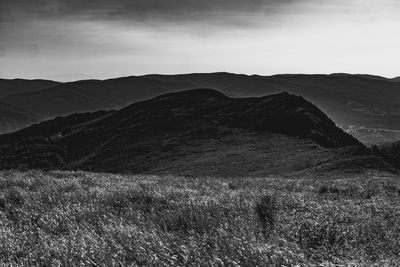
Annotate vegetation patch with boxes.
[0,170,399,265]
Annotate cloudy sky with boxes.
[1,0,399,81]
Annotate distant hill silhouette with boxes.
[391,76,400,82]
[1,76,194,117]
[0,76,195,133]
[0,79,59,132]
[0,78,59,98]
[330,73,393,81]
[0,101,43,133]
[0,89,391,176]
[1,73,400,144]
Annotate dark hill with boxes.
[1,76,195,117]
[145,73,400,144]
[0,76,195,133]
[391,76,400,82]
[0,89,381,176]
[0,78,59,98]
[2,73,400,145]
[0,79,60,132]
[0,101,43,133]
[88,89,360,149]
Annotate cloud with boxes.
[2,0,400,80]
[0,0,299,55]
[0,0,296,24]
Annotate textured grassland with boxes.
[0,170,400,266]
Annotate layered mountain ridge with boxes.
[0,89,389,176]
[1,73,399,145]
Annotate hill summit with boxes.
[0,89,368,175]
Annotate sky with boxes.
[0,0,400,81]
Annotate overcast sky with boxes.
[1,0,399,81]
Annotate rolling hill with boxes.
[0,101,44,133]
[1,76,195,117]
[145,73,400,144]
[0,78,59,98]
[0,89,392,176]
[0,79,60,132]
[0,76,195,133]
[2,73,399,144]
[391,76,400,82]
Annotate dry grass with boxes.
[0,170,399,266]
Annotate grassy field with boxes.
[0,170,400,266]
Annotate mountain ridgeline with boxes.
[0,78,59,133]
[0,89,377,176]
[1,73,400,145]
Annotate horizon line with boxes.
[1,72,399,83]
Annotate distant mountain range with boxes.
[0,79,59,132]
[0,78,60,98]
[2,89,393,176]
[1,73,400,145]
[0,102,42,133]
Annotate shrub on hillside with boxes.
[255,194,277,238]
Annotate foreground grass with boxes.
[0,170,399,266]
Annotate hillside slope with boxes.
[0,78,59,98]
[0,101,43,133]
[0,89,387,176]
[1,76,195,117]
[0,79,60,132]
[2,73,400,144]
[145,73,400,144]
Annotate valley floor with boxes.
[0,170,399,266]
